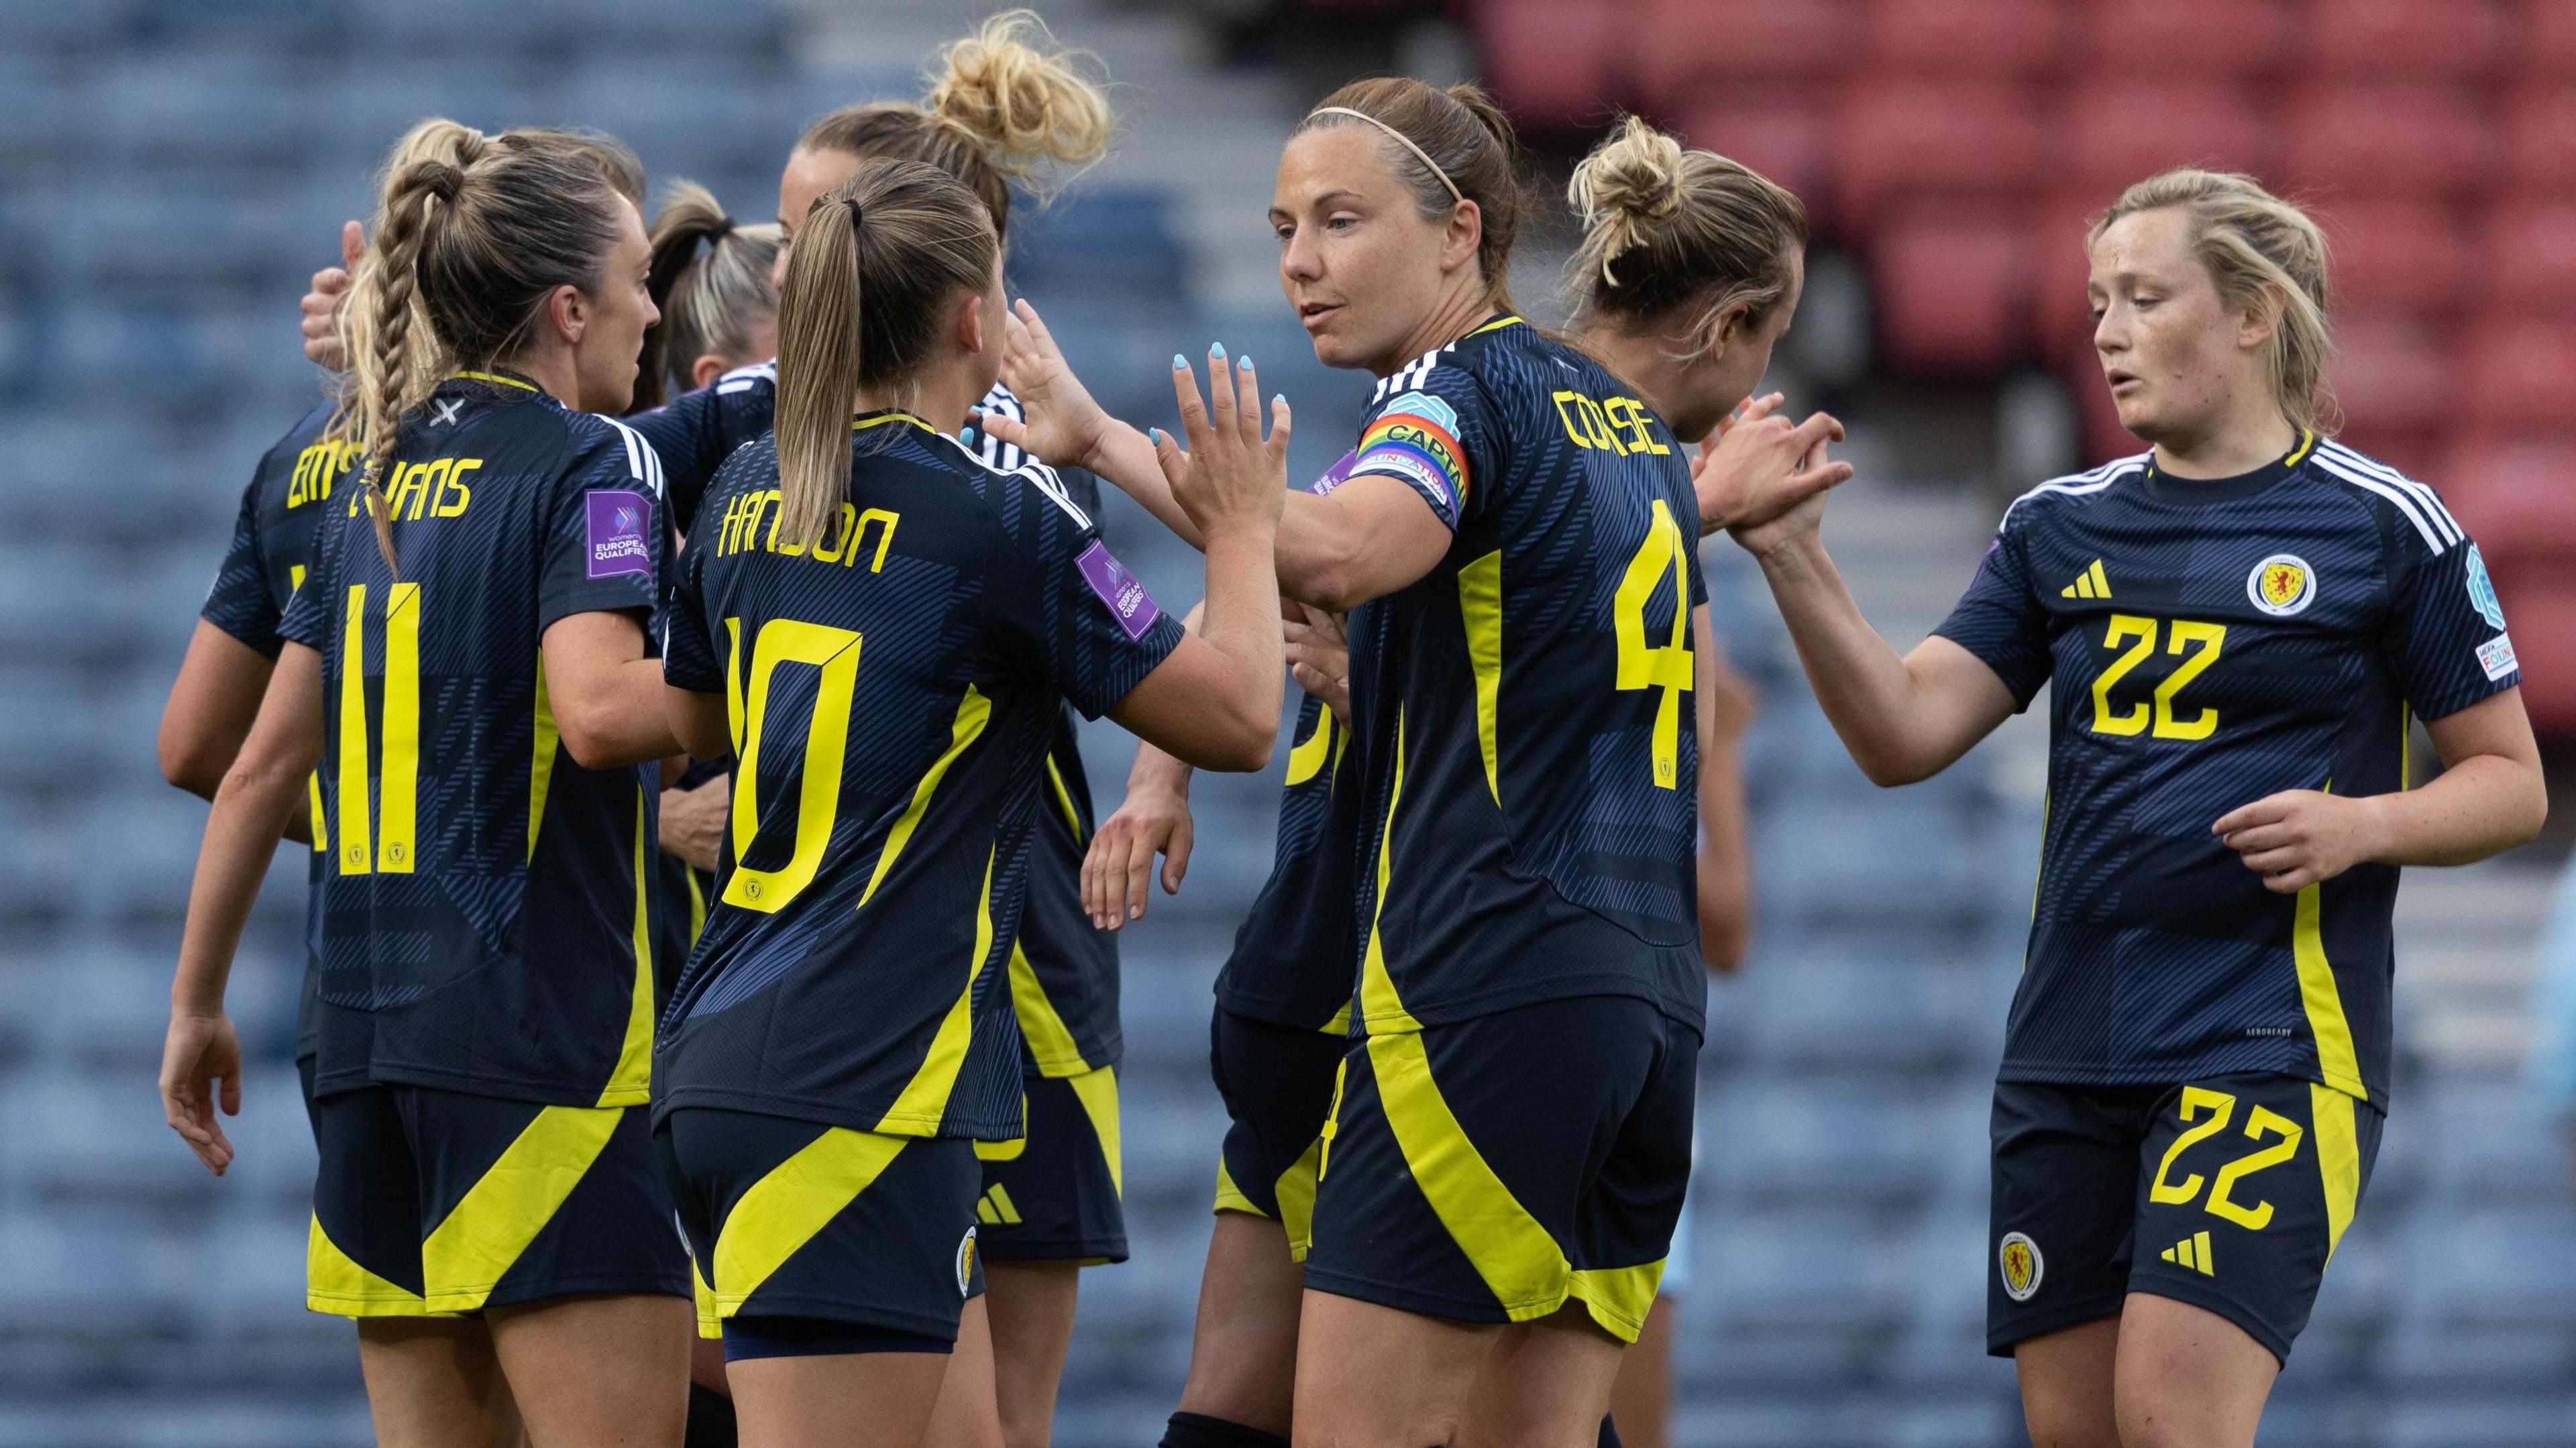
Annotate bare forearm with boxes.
[561,659,684,768]
[173,767,301,1015]
[1195,523,1287,747]
[1756,535,1963,785]
[2359,754,2547,867]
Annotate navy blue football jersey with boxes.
[278,371,669,1107]
[628,359,775,536]
[655,410,1181,1139]
[201,399,359,1062]
[1342,317,1709,1037]
[1934,433,2520,1107]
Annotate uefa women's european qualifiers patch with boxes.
[1309,448,1359,497]
[1356,390,1468,514]
[1075,541,1161,641]
[586,490,653,578]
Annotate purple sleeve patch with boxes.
[1308,449,1360,496]
[586,490,653,579]
[1075,540,1161,641]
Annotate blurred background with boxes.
[1,1,2572,1443]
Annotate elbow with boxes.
[1205,711,1278,774]
[1285,539,1371,615]
[1856,751,1935,789]
[557,722,623,773]
[158,734,229,801]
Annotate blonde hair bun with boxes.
[926,9,1112,180]
[1570,116,1687,281]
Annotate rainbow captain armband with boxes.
[1352,391,1469,522]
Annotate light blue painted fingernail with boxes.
[1148,427,1165,445]
[1210,342,1226,360]
[1274,394,1286,406]
[1172,353,1187,370]
[1238,354,1253,371]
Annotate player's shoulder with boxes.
[557,404,668,503]
[715,359,775,396]
[1999,451,2153,531]
[2299,435,2468,557]
[1367,315,1536,412]
[914,416,1096,537]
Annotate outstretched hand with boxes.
[299,220,364,371]
[1083,782,1194,930]
[160,1011,243,1175]
[1695,393,1854,547]
[1155,345,1289,539]
[976,300,1118,471]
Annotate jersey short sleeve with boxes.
[201,478,282,657]
[276,497,344,653]
[1347,361,1501,531]
[2387,526,2520,721]
[1933,512,2053,708]
[662,528,721,696]
[985,461,1184,718]
[539,425,665,633]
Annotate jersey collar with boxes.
[447,368,543,395]
[2140,428,2316,506]
[851,409,938,436]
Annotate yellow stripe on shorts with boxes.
[709,1128,910,1319]
[417,1105,623,1313]
[307,1214,435,1317]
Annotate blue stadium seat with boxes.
[0,1209,179,1337]
[1010,189,1191,298]
[1733,939,2006,1071]
[2418,1077,2569,1207]
[0,1066,218,1209]
[95,54,320,168]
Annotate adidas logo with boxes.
[975,1183,1022,1227]
[2160,1229,2214,1276]
[2061,560,2112,600]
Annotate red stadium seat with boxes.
[1862,0,2070,78]
[2031,190,2108,365]
[2440,434,2576,567]
[2318,201,2469,316]
[2282,85,2497,199]
[2517,0,2576,78]
[1833,84,2046,227]
[2057,83,2270,194]
[2481,203,2576,315]
[2491,584,2576,738]
[2328,313,2457,436]
[1474,0,1621,133]
[1676,99,1831,219]
[2461,317,2576,428]
[2298,0,2508,80]
[1870,211,2035,372]
[2504,85,2576,188]
[2075,0,2287,77]
[1635,0,1852,108]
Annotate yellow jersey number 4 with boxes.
[2090,612,2224,740]
[1613,498,1695,789]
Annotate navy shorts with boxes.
[1209,1009,1350,1260]
[973,1064,1127,1264]
[1988,1072,2385,1363]
[658,1109,984,1347]
[1304,995,1699,1344]
[304,1070,688,1318]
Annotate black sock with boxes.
[685,1381,739,1448]
[1598,1414,1622,1448]
[1163,1410,1291,1448]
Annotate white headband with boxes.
[1308,106,1464,204]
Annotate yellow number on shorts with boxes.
[1612,498,1693,789]
[333,581,421,875]
[2147,1085,2236,1205]
[723,618,864,913]
[2206,1106,2302,1231]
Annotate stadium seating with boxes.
[2073,0,2288,76]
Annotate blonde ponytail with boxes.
[773,161,998,549]
[1568,115,1807,357]
[2092,169,2335,434]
